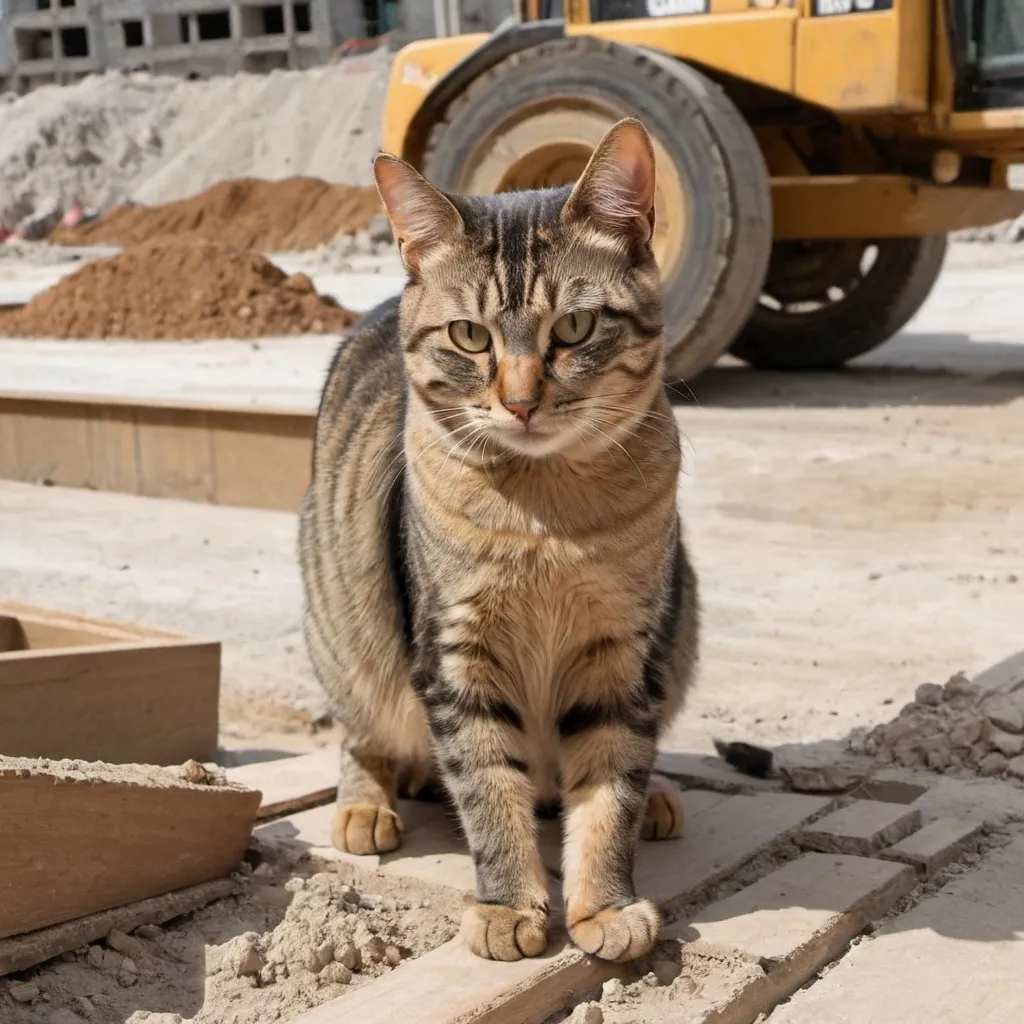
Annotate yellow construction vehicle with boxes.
[379,0,1024,379]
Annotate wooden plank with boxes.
[135,407,216,502]
[0,633,221,765]
[0,756,260,939]
[672,853,915,975]
[799,801,922,856]
[0,393,315,511]
[0,877,239,976]
[878,817,983,879]
[655,750,784,793]
[87,405,139,494]
[285,792,830,1024]
[635,792,831,911]
[210,412,313,511]
[0,601,193,642]
[227,749,338,819]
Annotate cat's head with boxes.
[374,118,663,460]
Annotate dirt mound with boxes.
[49,177,383,252]
[0,238,357,340]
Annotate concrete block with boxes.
[671,853,915,992]
[0,756,260,940]
[799,800,921,855]
[879,817,983,879]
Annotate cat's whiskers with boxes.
[575,418,647,487]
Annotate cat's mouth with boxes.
[490,419,567,457]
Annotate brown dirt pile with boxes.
[49,177,383,251]
[0,238,357,340]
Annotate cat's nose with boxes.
[502,397,539,423]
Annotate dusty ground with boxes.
[1,243,1021,758]
[1,242,1023,1023]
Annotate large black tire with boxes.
[421,36,772,383]
[730,235,948,371]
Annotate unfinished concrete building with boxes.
[0,0,509,93]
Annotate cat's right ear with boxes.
[373,154,463,277]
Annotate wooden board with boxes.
[0,392,314,512]
[227,749,338,819]
[0,603,220,765]
[0,878,239,976]
[286,791,830,1024]
[0,756,261,940]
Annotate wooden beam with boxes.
[0,878,239,977]
[0,392,314,512]
[0,756,261,940]
[226,749,338,819]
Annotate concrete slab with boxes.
[879,817,983,879]
[799,801,921,856]
[767,838,1024,1024]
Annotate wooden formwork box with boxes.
[0,602,220,765]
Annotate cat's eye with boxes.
[448,320,492,353]
[551,311,596,346]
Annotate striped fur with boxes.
[298,119,698,963]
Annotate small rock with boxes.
[9,981,40,1003]
[85,946,105,969]
[978,752,1009,777]
[101,949,124,972]
[601,977,624,1002]
[334,943,361,970]
[320,962,352,986]
[968,740,991,766]
[985,724,1024,758]
[238,305,254,320]
[915,682,944,706]
[107,928,145,960]
[384,945,402,967]
[360,936,386,963]
[642,972,659,987]
[180,759,208,784]
[74,996,94,1018]
[782,764,865,793]
[568,1003,604,1024]
[259,964,276,986]
[339,885,360,906]
[252,862,275,878]
[944,671,978,701]
[650,958,682,986]
[1006,754,1024,779]
[949,717,984,749]
[359,892,385,910]
[981,694,1024,734]
[116,968,137,988]
[284,877,306,893]
[224,933,264,978]
[135,925,163,940]
[312,941,335,972]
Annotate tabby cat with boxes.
[298,117,699,963]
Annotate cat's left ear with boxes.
[562,118,656,245]
[373,154,464,276]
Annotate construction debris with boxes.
[0,238,358,339]
[851,671,1024,781]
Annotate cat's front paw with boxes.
[641,786,684,840]
[331,802,403,856]
[568,899,659,961]
[460,902,549,961]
